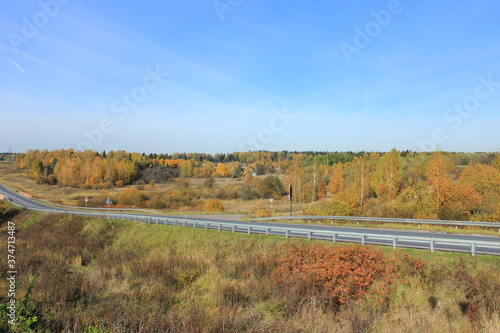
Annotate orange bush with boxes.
[202,199,225,212]
[269,242,398,305]
[256,209,271,217]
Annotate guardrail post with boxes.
[308,230,311,240]
[266,228,269,236]
[308,219,311,223]
[455,226,458,230]
[430,239,434,253]
[471,242,476,257]
[418,224,421,229]
[362,234,366,245]
[392,236,397,250]
[205,223,208,229]
[182,221,186,227]
[232,226,235,233]
[331,219,334,224]
[385,222,388,227]
[356,220,360,226]
[193,222,197,229]
[285,230,289,238]
[248,227,251,235]
[218,225,221,232]
[332,233,336,242]
[156,219,158,224]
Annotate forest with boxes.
[12,149,500,222]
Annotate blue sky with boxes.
[1,0,499,154]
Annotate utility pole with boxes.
[289,185,293,216]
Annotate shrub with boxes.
[117,188,146,206]
[256,209,271,218]
[253,175,285,199]
[163,189,199,209]
[147,193,167,209]
[268,242,397,308]
[176,178,191,189]
[204,177,215,188]
[144,180,156,190]
[239,183,256,200]
[203,199,225,212]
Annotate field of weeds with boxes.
[1,203,499,332]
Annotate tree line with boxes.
[13,149,500,221]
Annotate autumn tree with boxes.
[457,163,500,221]
[328,163,344,194]
[199,161,215,178]
[340,154,372,211]
[180,159,197,177]
[285,154,307,205]
[305,157,323,203]
[213,163,229,178]
[226,161,242,178]
[372,148,402,200]
[426,152,454,213]
[493,153,500,171]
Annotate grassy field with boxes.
[0,203,499,332]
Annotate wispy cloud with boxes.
[4,57,29,75]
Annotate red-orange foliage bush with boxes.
[269,242,398,305]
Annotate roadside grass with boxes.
[0,208,499,332]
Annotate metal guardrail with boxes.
[28,208,500,256]
[256,215,500,232]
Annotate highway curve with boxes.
[1,183,499,255]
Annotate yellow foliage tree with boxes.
[213,163,229,177]
[328,163,344,194]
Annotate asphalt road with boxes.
[1,183,499,255]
